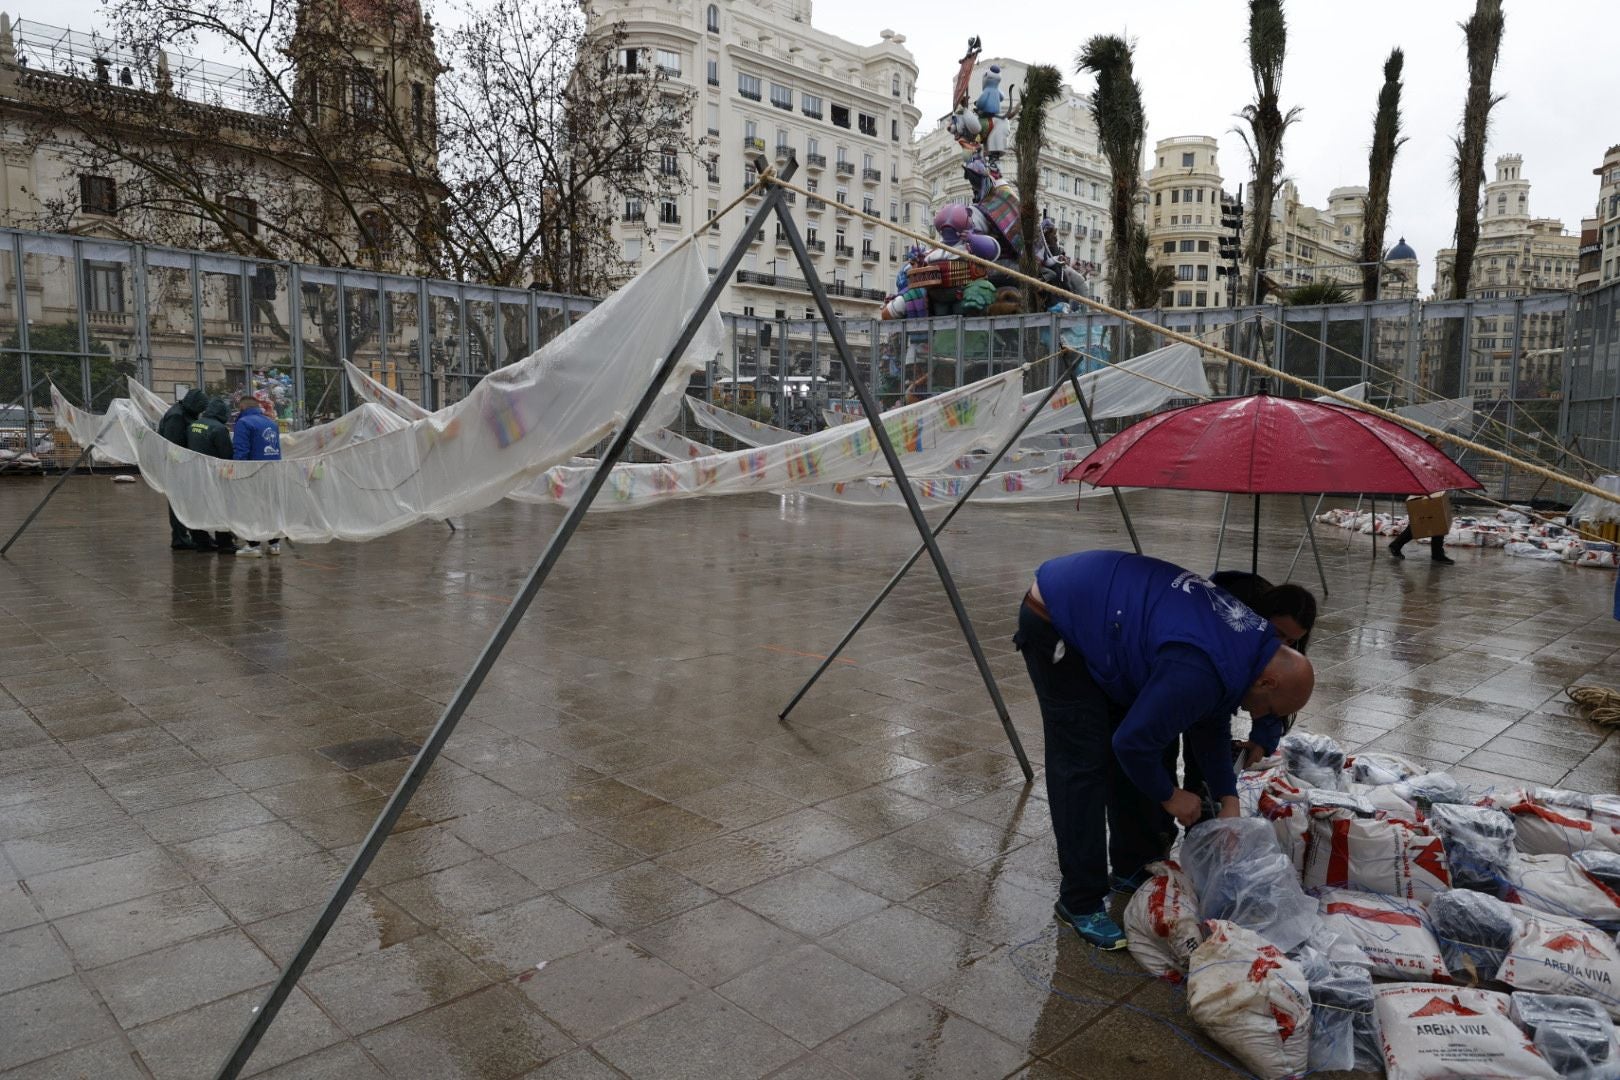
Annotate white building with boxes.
[1593,144,1620,289]
[585,0,922,320]
[1263,182,1365,294]
[912,57,1111,289]
[1143,136,1232,310]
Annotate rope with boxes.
[1568,685,1620,727]
[762,173,1620,510]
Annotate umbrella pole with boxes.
[1345,493,1363,552]
[1252,493,1261,574]
[1213,494,1231,570]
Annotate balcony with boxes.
[860,246,879,263]
[1092,229,1104,240]
[739,88,761,102]
[862,168,881,184]
[774,143,791,160]
[805,153,826,170]
[806,197,825,211]
[741,136,764,152]
[836,161,855,177]
[802,108,823,120]
[1059,222,1073,235]
[806,238,826,252]
[834,243,853,259]
[775,231,790,247]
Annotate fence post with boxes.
[133,243,151,389]
[73,238,91,406]
[12,233,33,449]
[288,262,305,426]
[190,252,204,390]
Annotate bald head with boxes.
[1242,645,1315,720]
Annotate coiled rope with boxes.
[1568,686,1620,727]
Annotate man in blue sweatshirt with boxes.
[1016,550,1315,949]
[232,393,282,557]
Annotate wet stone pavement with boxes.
[1,477,1618,1079]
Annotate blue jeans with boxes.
[1015,601,1175,911]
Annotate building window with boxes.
[858,113,876,137]
[1162,241,1175,254]
[84,261,124,313]
[1196,265,1209,282]
[1162,290,1174,307]
[223,195,257,236]
[706,58,718,85]
[705,158,718,183]
[738,72,761,100]
[410,82,425,139]
[862,195,875,214]
[889,199,898,221]
[1181,151,1195,168]
[1195,290,1207,306]
[359,210,391,255]
[1179,239,1194,252]
[659,200,680,225]
[1171,190,1180,204]
[624,198,643,222]
[891,74,900,97]
[890,118,898,141]
[1176,265,1194,281]
[830,104,850,129]
[1154,192,1162,206]
[624,238,642,261]
[707,3,719,32]
[660,147,679,176]
[655,49,681,76]
[79,174,117,216]
[350,67,379,118]
[706,102,719,135]
[770,83,792,110]
[775,128,789,153]
[1092,183,1100,200]
[802,93,823,119]
[1178,290,1193,306]
[1196,189,1204,202]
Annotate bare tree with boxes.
[1359,48,1406,302]
[441,2,694,293]
[1235,0,1300,305]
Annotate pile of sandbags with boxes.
[1136,730,1620,1079]
[1314,506,1620,569]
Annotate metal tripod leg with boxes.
[772,186,1033,782]
[1,418,114,557]
[1069,368,1142,555]
[1283,493,1329,596]
[778,352,1088,722]
[212,168,798,1080]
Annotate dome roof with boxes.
[1386,236,1418,262]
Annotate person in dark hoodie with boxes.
[184,398,237,553]
[158,388,208,549]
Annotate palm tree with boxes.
[1284,280,1352,306]
[1076,35,1145,312]
[1235,0,1301,305]
[1128,231,1175,311]
[1442,0,1505,396]
[1358,48,1406,302]
[1015,64,1064,311]
[1450,0,1506,302]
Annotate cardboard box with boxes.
[1406,492,1453,540]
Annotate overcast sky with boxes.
[812,0,1614,290]
[38,0,1615,291]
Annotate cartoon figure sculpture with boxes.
[975,65,1010,169]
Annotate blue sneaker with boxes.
[1110,868,1155,896]
[1054,901,1127,950]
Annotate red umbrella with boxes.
[1063,394,1481,494]
[1062,393,1482,577]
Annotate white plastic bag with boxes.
[1187,920,1312,1080]
[1347,751,1421,786]
[1278,732,1346,791]
[1123,859,1203,979]
[1316,887,1449,982]
[1498,904,1620,1017]
[1428,803,1517,891]
[1373,983,1559,1079]
[1510,994,1620,1080]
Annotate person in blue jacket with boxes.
[1016,551,1315,949]
[232,393,282,557]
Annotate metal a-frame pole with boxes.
[768,158,1032,781]
[778,350,1087,724]
[1,413,115,557]
[777,348,1146,724]
[212,166,796,1080]
[1068,363,1142,556]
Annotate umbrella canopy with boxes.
[1063,394,1482,495]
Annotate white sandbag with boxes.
[1510,994,1620,1080]
[1300,796,1452,902]
[1316,887,1449,982]
[1507,792,1620,857]
[1347,751,1422,786]
[1253,770,1312,873]
[1187,920,1312,1080]
[1123,859,1202,979]
[1498,905,1620,1018]
[1428,803,1517,891]
[1504,852,1620,928]
[1373,982,1559,1080]
[1278,732,1346,791]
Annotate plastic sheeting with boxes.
[508,369,1028,511]
[796,462,1120,506]
[122,377,413,458]
[684,395,801,445]
[56,243,723,542]
[1570,476,1620,526]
